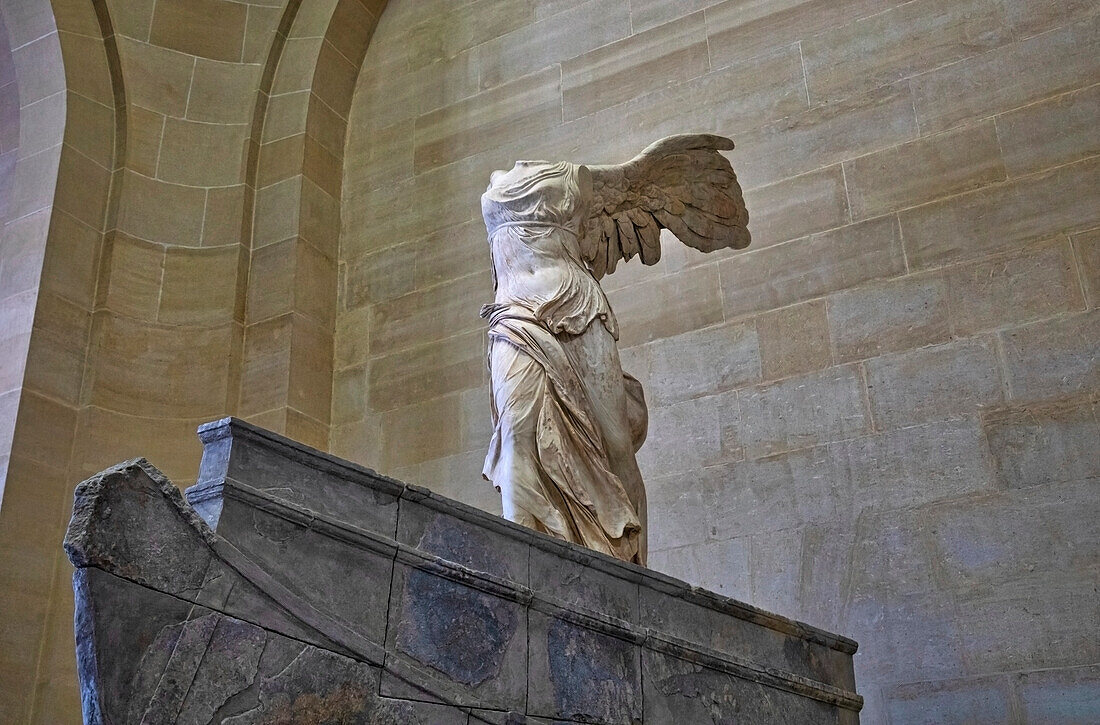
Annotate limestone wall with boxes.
[0,0,388,721]
[336,1,1100,721]
[0,7,24,496]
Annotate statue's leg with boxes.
[487,339,574,541]
[561,324,649,564]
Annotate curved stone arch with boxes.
[238,0,389,448]
[1,0,395,718]
[0,0,127,720]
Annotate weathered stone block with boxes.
[792,523,857,637]
[845,591,964,685]
[477,0,630,91]
[383,562,528,710]
[213,502,393,641]
[732,83,917,190]
[997,82,1100,177]
[396,491,530,585]
[368,268,492,355]
[999,310,1100,400]
[739,364,870,457]
[847,508,937,601]
[191,417,402,535]
[925,480,1100,591]
[414,66,561,173]
[1074,228,1100,309]
[748,526,804,620]
[843,122,1005,220]
[912,14,1100,134]
[368,327,485,412]
[646,647,853,723]
[380,394,466,469]
[806,0,1012,103]
[636,394,727,478]
[721,215,906,320]
[561,12,709,121]
[901,157,1100,271]
[1018,664,1100,724]
[829,272,951,362]
[982,396,1100,489]
[711,446,848,536]
[407,0,533,72]
[646,468,720,552]
[647,536,751,600]
[343,244,416,307]
[864,338,1004,430]
[608,263,723,348]
[149,0,245,62]
[830,419,993,511]
[954,573,1100,675]
[626,320,760,406]
[882,675,1013,725]
[528,610,642,723]
[741,165,850,249]
[756,300,832,381]
[945,238,1085,336]
[528,543,640,624]
[705,0,895,72]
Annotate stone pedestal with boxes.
[65,417,862,724]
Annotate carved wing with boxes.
[580,134,750,279]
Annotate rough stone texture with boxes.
[65,419,862,724]
[333,7,1100,723]
[2,0,387,719]
[3,0,1098,721]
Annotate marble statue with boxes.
[480,134,751,565]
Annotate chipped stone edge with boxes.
[64,459,523,715]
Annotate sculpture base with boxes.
[65,417,862,724]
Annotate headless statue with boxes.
[479,134,751,564]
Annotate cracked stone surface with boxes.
[65,420,863,723]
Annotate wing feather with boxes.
[581,133,750,278]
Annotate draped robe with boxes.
[480,161,649,564]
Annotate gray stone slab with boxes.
[213,501,393,643]
[999,310,1100,401]
[864,338,1004,430]
[527,610,642,724]
[383,560,528,711]
[638,584,856,691]
[642,649,844,724]
[983,396,1100,489]
[192,416,402,536]
[528,542,640,623]
[738,364,871,457]
[396,492,530,585]
[882,675,1013,725]
[67,419,864,723]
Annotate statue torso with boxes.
[481,161,617,338]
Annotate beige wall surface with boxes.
[336,0,1100,721]
[0,0,386,721]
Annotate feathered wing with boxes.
[579,134,750,279]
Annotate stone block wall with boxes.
[335,1,1100,721]
[0,6,24,496]
[0,1,389,721]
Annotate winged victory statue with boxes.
[479,134,751,565]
